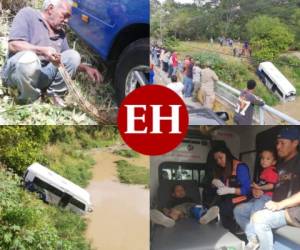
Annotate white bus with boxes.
[257,62,296,102]
[24,163,93,214]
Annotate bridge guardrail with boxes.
[215,81,300,125]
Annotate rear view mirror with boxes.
[215,112,229,122]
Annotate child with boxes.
[167,75,184,99]
[252,150,278,198]
[150,184,219,227]
[234,149,278,249]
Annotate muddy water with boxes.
[274,97,300,120]
[85,150,149,250]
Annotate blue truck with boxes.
[69,0,150,104]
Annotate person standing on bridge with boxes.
[198,62,219,109]
[192,60,201,101]
[234,80,265,125]
[183,56,194,98]
[171,51,179,76]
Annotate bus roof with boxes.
[27,163,91,205]
[259,62,296,94]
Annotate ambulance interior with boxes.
[150,126,300,250]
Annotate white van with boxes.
[24,163,93,214]
[257,62,296,102]
[150,126,300,250]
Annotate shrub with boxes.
[246,16,294,62]
[113,149,139,158]
[0,169,91,250]
[163,36,180,50]
[0,126,51,174]
[115,160,149,186]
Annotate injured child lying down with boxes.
[150,184,219,227]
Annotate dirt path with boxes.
[85,149,149,250]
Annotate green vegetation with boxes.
[0,169,91,250]
[175,48,277,105]
[246,16,295,62]
[194,51,279,105]
[0,126,119,180]
[275,55,300,95]
[113,149,140,158]
[115,160,149,186]
[151,0,300,49]
[0,126,120,249]
[152,0,300,105]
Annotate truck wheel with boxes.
[114,38,149,105]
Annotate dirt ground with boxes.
[85,149,149,250]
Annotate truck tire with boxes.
[114,38,149,105]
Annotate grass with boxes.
[115,160,149,187]
[275,54,300,95]
[174,41,244,62]
[43,126,120,187]
[44,143,95,187]
[113,149,140,158]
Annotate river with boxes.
[85,149,149,250]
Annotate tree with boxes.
[246,15,295,62]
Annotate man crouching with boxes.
[1,0,102,106]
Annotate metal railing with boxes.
[215,81,300,125]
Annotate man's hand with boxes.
[251,182,260,190]
[252,188,263,198]
[265,200,284,211]
[40,47,61,65]
[79,64,103,83]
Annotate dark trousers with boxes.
[217,197,240,233]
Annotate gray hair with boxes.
[42,0,73,10]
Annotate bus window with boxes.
[32,177,63,197]
[69,197,86,211]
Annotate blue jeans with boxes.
[234,195,271,241]
[183,76,193,97]
[168,65,173,78]
[253,209,287,250]
[3,49,81,103]
[172,66,177,76]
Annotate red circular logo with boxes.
[118,85,189,155]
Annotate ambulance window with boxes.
[199,170,205,183]
[159,163,206,186]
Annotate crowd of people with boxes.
[151,44,264,125]
[150,45,220,109]
[151,126,300,250]
[216,37,252,57]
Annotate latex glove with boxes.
[217,187,236,195]
[212,179,225,188]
